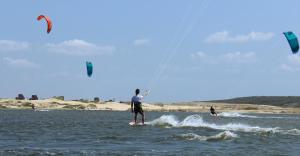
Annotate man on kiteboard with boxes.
[131,89,145,125]
[210,105,217,116]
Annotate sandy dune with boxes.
[0,98,299,114]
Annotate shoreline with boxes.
[0,98,299,114]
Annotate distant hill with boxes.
[208,96,300,108]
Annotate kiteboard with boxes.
[129,121,145,126]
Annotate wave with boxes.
[218,112,299,119]
[278,129,300,136]
[34,109,50,112]
[146,115,300,135]
[146,114,277,133]
[177,131,238,141]
[218,112,257,118]
[146,115,179,127]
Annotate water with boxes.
[0,110,299,155]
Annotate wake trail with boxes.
[176,131,238,141]
[218,112,300,119]
[146,114,300,136]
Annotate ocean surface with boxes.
[0,110,299,156]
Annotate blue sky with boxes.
[1,0,300,102]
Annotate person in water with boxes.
[210,105,217,116]
[131,88,145,124]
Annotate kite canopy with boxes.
[283,31,299,54]
[86,62,93,77]
[37,15,52,34]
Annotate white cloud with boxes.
[190,51,207,59]
[133,38,151,46]
[279,55,300,72]
[279,64,297,72]
[190,51,218,64]
[205,31,275,43]
[3,57,39,68]
[0,40,29,52]
[287,55,300,65]
[221,52,256,63]
[45,39,115,56]
[190,51,256,64]
[279,63,300,72]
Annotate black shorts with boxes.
[134,102,143,114]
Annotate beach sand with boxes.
[0,98,299,114]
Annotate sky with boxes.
[1,0,300,102]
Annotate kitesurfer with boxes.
[131,88,145,125]
[210,105,217,116]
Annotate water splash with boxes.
[278,129,300,135]
[34,109,50,112]
[178,131,238,141]
[147,114,300,135]
[145,115,179,127]
[218,112,299,119]
[218,112,257,118]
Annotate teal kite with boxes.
[86,61,93,77]
[283,32,299,54]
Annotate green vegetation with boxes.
[62,105,86,109]
[208,96,300,108]
[21,102,33,107]
[87,104,97,109]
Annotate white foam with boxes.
[179,131,238,141]
[145,115,179,127]
[148,115,280,133]
[148,115,300,135]
[218,112,300,119]
[34,109,50,112]
[178,114,205,127]
[218,112,257,118]
[277,129,300,136]
[180,114,278,133]
[264,116,300,119]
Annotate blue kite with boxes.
[283,31,299,54]
[86,61,93,77]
